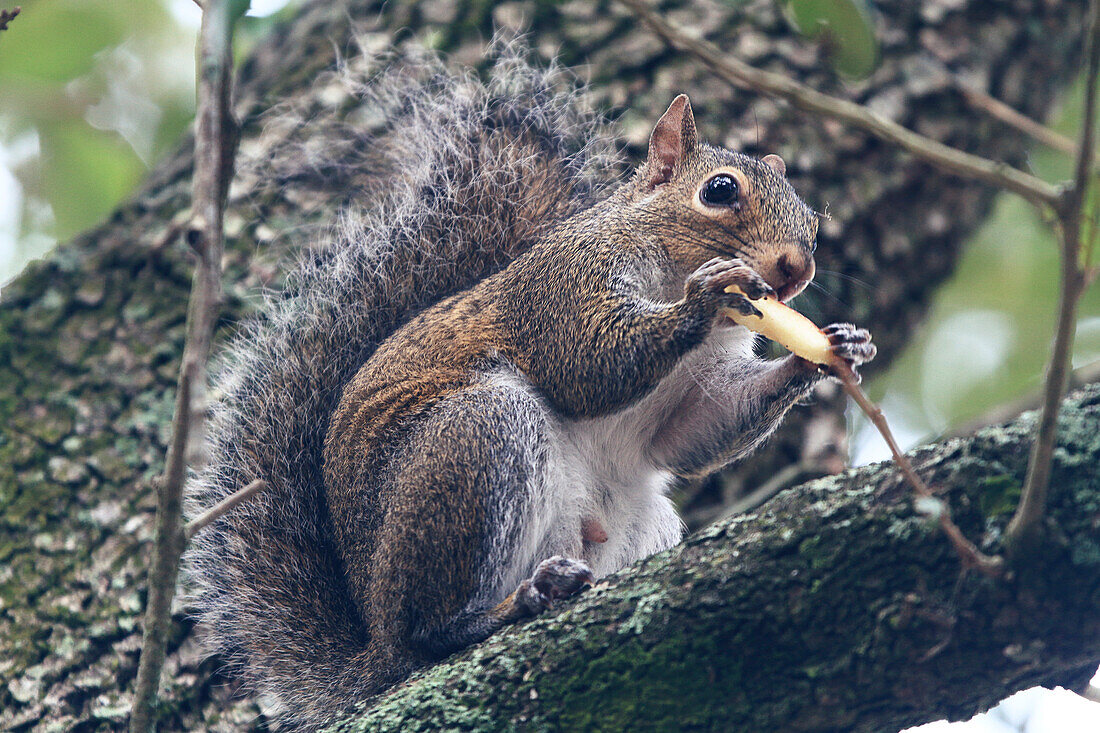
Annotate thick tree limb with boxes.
[0,0,1089,729]
[329,385,1100,733]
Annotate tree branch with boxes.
[129,0,239,729]
[836,366,1003,576]
[331,384,1100,732]
[1007,0,1100,555]
[184,478,265,541]
[618,0,1062,210]
[953,81,1080,159]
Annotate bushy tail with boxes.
[184,40,618,729]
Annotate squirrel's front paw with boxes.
[822,323,876,381]
[515,556,594,616]
[684,257,774,317]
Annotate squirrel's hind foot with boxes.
[507,556,594,619]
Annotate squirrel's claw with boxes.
[685,257,773,316]
[727,294,763,318]
[819,323,876,380]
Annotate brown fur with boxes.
[321,95,831,686]
[190,54,873,728]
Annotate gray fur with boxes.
[184,39,859,731]
[184,43,618,730]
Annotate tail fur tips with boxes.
[183,40,617,729]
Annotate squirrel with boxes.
[185,45,874,730]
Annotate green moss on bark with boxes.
[329,386,1100,733]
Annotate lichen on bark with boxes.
[329,385,1100,733]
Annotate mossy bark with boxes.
[0,0,1090,729]
[331,385,1100,733]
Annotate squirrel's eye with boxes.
[701,174,739,207]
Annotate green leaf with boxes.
[784,0,880,79]
[36,120,147,239]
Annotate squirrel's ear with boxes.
[762,154,786,177]
[642,94,697,189]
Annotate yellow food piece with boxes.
[721,285,834,366]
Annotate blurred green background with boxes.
[853,76,1100,463]
[0,0,196,272]
[0,0,289,284]
[0,0,1097,729]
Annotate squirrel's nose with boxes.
[770,244,815,302]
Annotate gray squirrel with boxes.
[186,45,874,730]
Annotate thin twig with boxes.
[1006,0,1100,557]
[954,81,1079,158]
[723,461,812,517]
[185,479,266,541]
[0,6,20,32]
[618,0,1062,210]
[130,0,238,729]
[836,364,1004,577]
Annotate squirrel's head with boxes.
[627,94,819,302]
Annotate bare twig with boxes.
[1006,0,1100,557]
[723,461,813,517]
[954,81,1079,158]
[185,479,265,541]
[129,0,239,729]
[618,0,1062,210]
[0,6,20,31]
[836,364,1004,577]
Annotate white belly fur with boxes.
[484,323,756,588]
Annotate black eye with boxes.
[701,174,739,207]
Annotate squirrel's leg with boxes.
[647,324,875,478]
[366,380,591,663]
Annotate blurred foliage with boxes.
[783,0,879,78]
[855,75,1100,462]
[0,0,196,280]
[0,0,292,287]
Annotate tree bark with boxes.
[0,0,1088,729]
[330,385,1100,733]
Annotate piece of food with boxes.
[721,284,834,366]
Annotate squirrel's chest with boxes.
[547,368,690,574]
[528,330,747,576]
